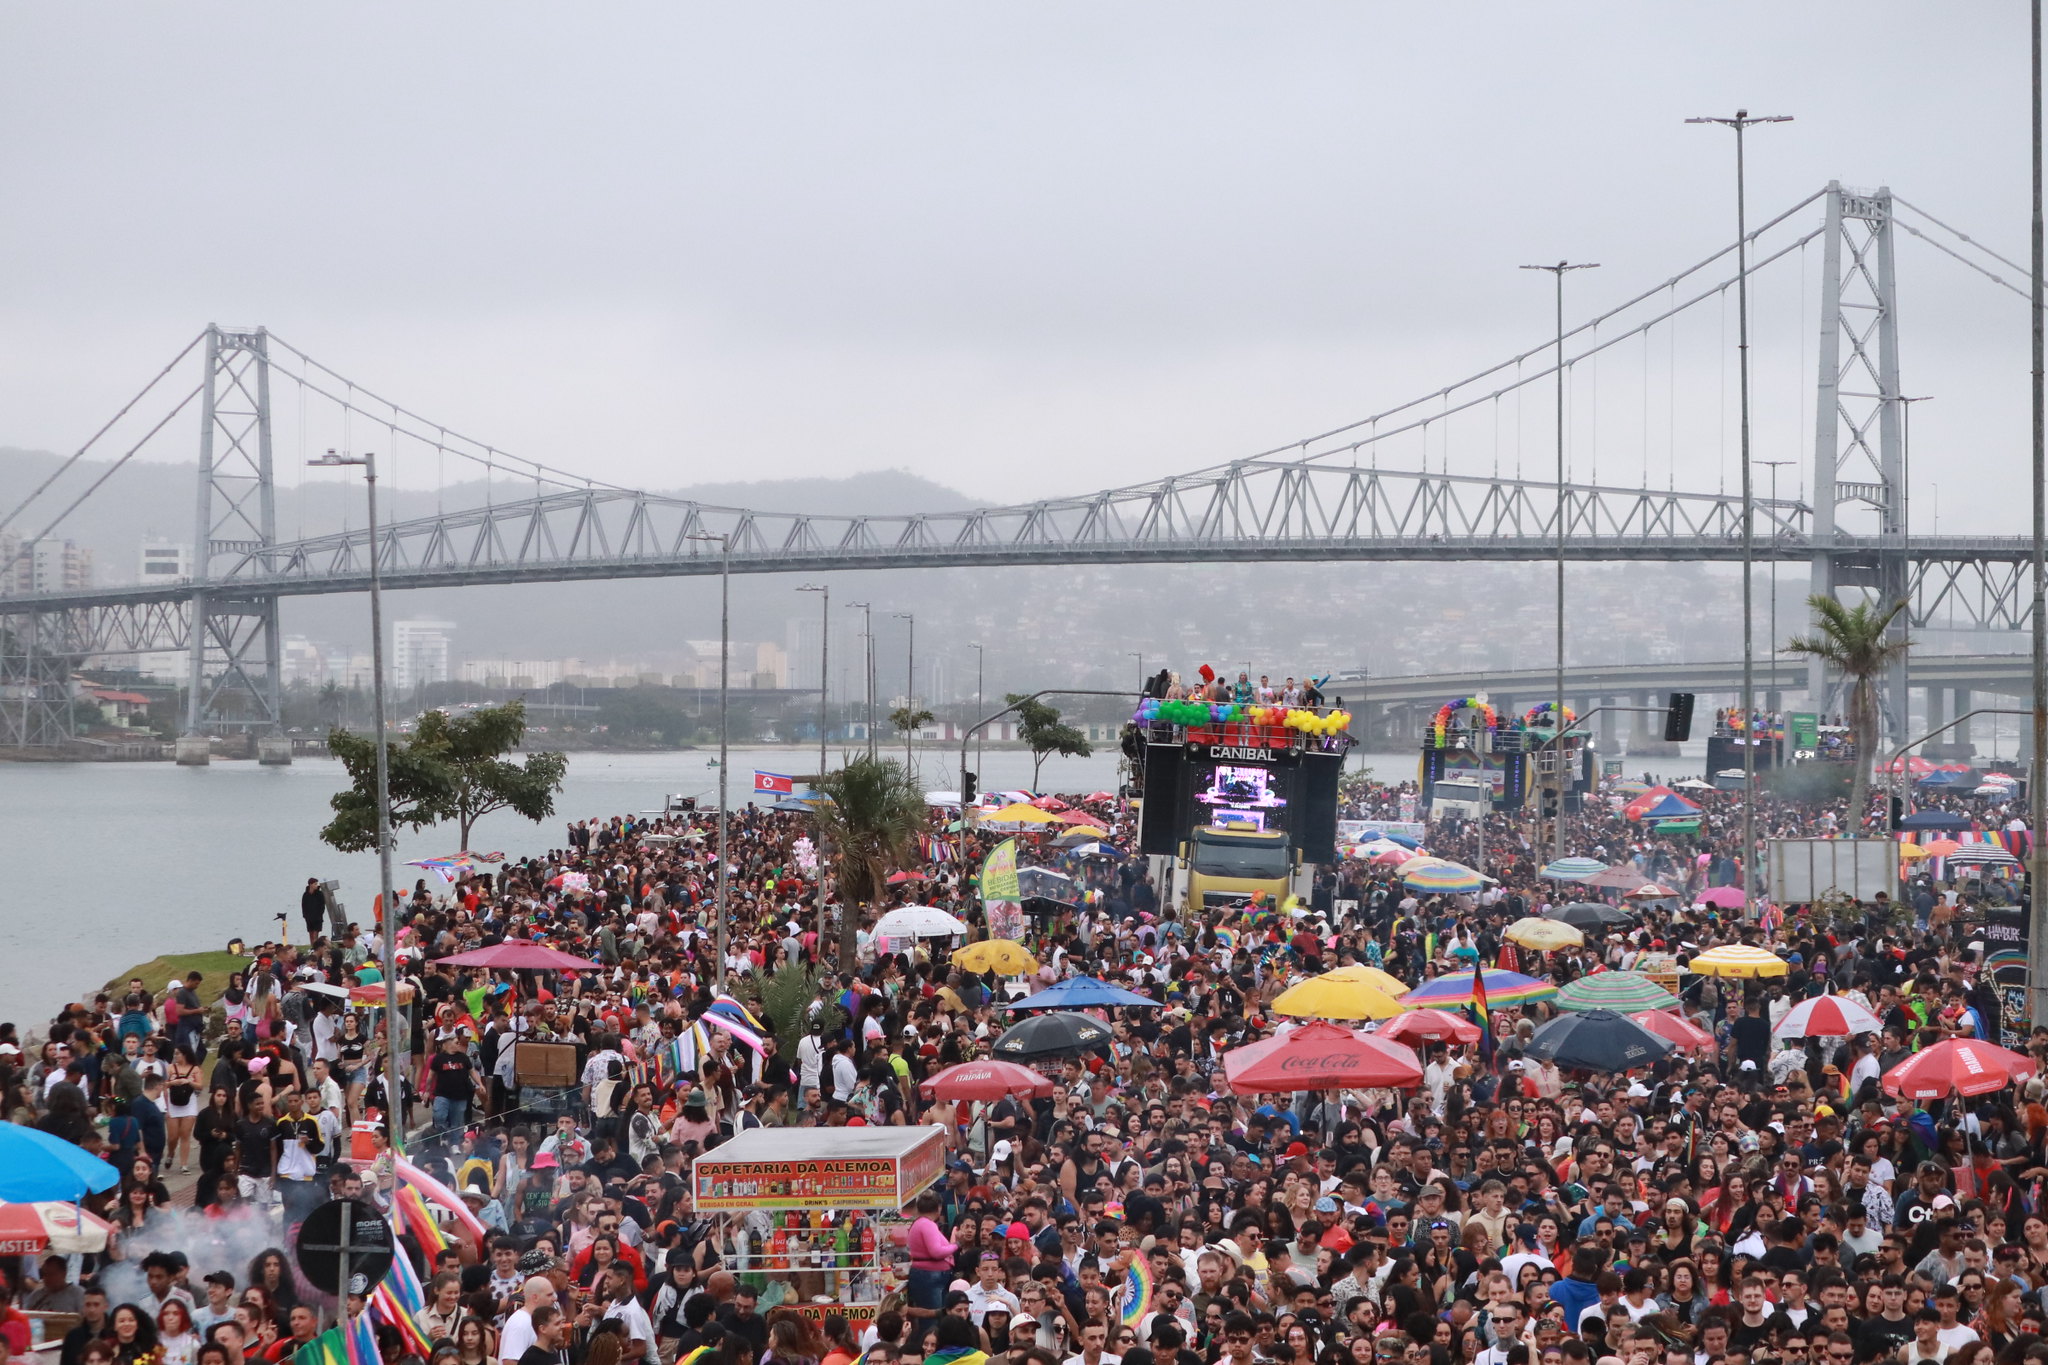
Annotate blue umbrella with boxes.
[1370,830,1422,849]
[0,1125,119,1202]
[1007,975,1165,1011]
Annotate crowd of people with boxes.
[6,714,2047,1365]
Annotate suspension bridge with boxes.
[0,181,2036,753]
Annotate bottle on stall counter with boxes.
[772,1226,787,1270]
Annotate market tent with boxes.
[1622,787,1677,819]
[1635,793,1703,820]
[1898,810,1975,831]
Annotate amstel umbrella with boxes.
[1222,1021,1423,1095]
[1773,993,1883,1039]
[1375,1009,1483,1046]
[1401,968,1557,1009]
[1882,1038,2037,1100]
[1686,944,1789,978]
[993,1011,1111,1060]
[1554,971,1679,1013]
[952,940,1040,975]
[1549,902,1637,931]
[1523,1009,1674,1072]
[0,1202,115,1255]
[1540,857,1607,882]
[919,1060,1056,1101]
[1007,975,1163,1011]
[1270,966,1406,1021]
[1629,1009,1716,1053]
[1504,918,1585,952]
[1403,863,1488,895]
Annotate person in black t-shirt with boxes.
[427,1035,480,1134]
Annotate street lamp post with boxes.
[307,449,403,1142]
[848,601,874,757]
[895,612,915,770]
[688,532,731,990]
[970,642,984,791]
[1129,652,1144,692]
[797,584,829,776]
[1689,107,1792,914]
[2030,0,2047,1030]
[1521,259,1599,862]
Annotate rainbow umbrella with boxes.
[1400,968,1557,1009]
[1402,862,1488,894]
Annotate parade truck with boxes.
[1126,693,1352,913]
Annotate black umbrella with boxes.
[993,1010,1111,1060]
[1548,902,1637,931]
[1523,1009,1674,1072]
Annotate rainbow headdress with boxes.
[1120,1256,1156,1327]
[1429,697,1498,748]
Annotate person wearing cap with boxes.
[1894,1161,1953,1230]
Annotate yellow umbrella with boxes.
[1897,842,1931,861]
[984,802,1058,824]
[1686,944,1790,978]
[1504,917,1584,951]
[953,939,1040,975]
[1271,965,1407,1020]
[1354,966,1411,995]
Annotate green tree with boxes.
[1006,692,1092,788]
[322,700,568,853]
[1783,594,1909,824]
[750,963,845,1063]
[809,753,926,968]
[889,704,934,742]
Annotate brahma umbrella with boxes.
[1883,1038,2037,1099]
[1221,1021,1423,1095]
[1523,1009,1674,1072]
[993,1011,1111,1060]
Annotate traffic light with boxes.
[962,770,978,804]
[1540,786,1560,821]
[1664,692,1696,743]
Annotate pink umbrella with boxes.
[434,942,596,971]
[1696,887,1749,910]
[1629,1010,1716,1053]
[1376,1009,1482,1046]
[920,1060,1057,1101]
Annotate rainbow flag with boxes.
[925,1350,989,1365]
[369,1236,436,1355]
[343,1311,380,1365]
[394,1182,448,1256]
[1120,1256,1156,1327]
[1469,966,1495,1065]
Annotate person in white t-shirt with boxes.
[498,1276,555,1365]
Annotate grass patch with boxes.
[103,952,251,1009]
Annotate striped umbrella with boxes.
[1403,862,1488,894]
[1947,845,2020,867]
[1773,993,1883,1038]
[1401,968,1557,1009]
[1555,971,1680,1013]
[1540,857,1607,882]
[1686,944,1790,978]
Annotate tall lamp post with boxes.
[894,612,916,769]
[970,642,985,792]
[1689,107,1792,913]
[847,601,874,757]
[1521,259,1599,861]
[1129,652,1144,692]
[797,584,829,776]
[2030,0,2046,1031]
[307,449,403,1141]
[688,532,731,989]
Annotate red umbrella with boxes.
[434,942,596,971]
[887,870,931,884]
[1883,1038,2037,1099]
[1222,1021,1423,1095]
[919,1060,1057,1102]
[0,1201,114,1255]
[1629,1010,1716,1053]
[1084,791,1115,803]
[1376,1009,1482,1046]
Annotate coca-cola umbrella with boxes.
[992,1010,1111,1060]
[919,1060,1057,1101]
[1882,1038,2038,1100]
[1222,1021,1424,1095]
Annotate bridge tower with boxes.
[179,325,285,761]
[1807,182,1909,740]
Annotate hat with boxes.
[1505,1060,1524,1072]
[1314,1196,1339,1213]
[203,1271,236,1289]
[516,1250,554,1275]
[1932,1194,1957,1210]
[1004,1223,1031,1241]
[1814,1104,1836,1119]
[531,1152,559,1170]
[461,1187,490,1205]
[1284,1141,1310,1159]
[991,1140,1014,1163]
[685,1087,708,1108]
[1739,1059,1758,1072]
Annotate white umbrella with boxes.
[875,905,971,938]
[1773,993,1884,1039]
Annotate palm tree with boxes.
[809,753,927,968]
[1783,594,1909,826]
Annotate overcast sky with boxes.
[0,4,2030,521]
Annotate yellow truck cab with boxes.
[1182,821,1296,912]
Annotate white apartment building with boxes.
[392,620,456,694]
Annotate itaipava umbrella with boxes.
[435,942,596,972]
[1375,1009,1483,1046]
[1403,862,1488,894]
[874,905,971,938]
[1773,993,1883,1039]
[0,1126,119,1203]
[1523,1008,1675,1072]
[1883,1038,2037,1099]
[1554,971,1680,1013]
[1222,1021,1424,1095]
[1270,966,1406,1021]
[919,1060,1056,1101]
[1548,902,1637,931]
[1540,857,1607,882]
[952,940,1040,975]
[1504,918,1584,952]
[993,1011,1111,1060]
[1629,1009,1716,1053]
[0,1201,115,1255]
[1007,975,1163,1011]
[1686,944,1789,978]
[1401,967,1557,1009]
